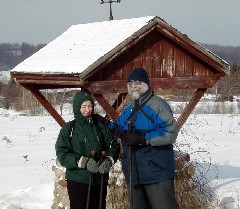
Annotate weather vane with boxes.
[100,0,121,21]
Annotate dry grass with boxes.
[106,150,217,209]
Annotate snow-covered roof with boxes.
[11,16,229,76]
[11,16,156,75]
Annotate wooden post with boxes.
[21,84,65,127]
[177,88,207,130]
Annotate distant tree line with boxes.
[1,42,240,71]
[200,43,240,65]
[0,42,46,71]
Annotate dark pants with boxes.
[128,180,179,209]
[67,179,107,209]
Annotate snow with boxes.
[0,71,11,84]
[0,108,239,209]
[176,114,240,208]
[11,16,155,74]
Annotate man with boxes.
[108,67,179,209]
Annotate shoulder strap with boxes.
[139,108,154,123]
[69,119,75,139]
[127,95,154,124]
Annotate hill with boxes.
[200,43,240,65]
[0,43,46,72]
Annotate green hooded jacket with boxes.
[55,92,119,185]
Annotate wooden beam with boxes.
[11,73,83,86]
[177,88,207,130]
[17,83,82,90]
[13,74,220,93]
[85,76,219,94]
[21,84,66,127]
[150,77,219,89]
[85,80,127,94]
[22,84,82,90]
[11,73,81,81]
[18,80,82,86]
[91,94,119,120]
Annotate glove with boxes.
[99,156,114,174]
[123,130,146,146]
[78,156,99,173]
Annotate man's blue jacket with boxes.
[108,90,178,185]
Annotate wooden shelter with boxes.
[11,16,229,129]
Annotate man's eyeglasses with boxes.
[127,80,142,87]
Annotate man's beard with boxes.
[128,83,149,100]
[131,91,141,100]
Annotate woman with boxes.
[55,91,119,209]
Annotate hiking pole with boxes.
[99,150,106,209]
[86,150,96,209]
[128,146,133,209]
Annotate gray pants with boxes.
[127,180,179,209]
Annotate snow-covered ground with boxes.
[0,108,239,209]
[177,114,240,209]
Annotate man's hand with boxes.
[123,130,146,146]
[78,156,99,173]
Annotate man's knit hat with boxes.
[127,67,149,85]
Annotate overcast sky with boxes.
[1,0,240,46]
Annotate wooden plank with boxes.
[174,47,191,77]
[150,40,161,78]
[160,40,174,77]
[184,54,194,77]
[156,25,229,74]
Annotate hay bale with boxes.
[106,150,215,209]
[52,160,70,209]
[106,161,129,209]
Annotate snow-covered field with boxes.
[178,114,240,209]
[0,108,239,209]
